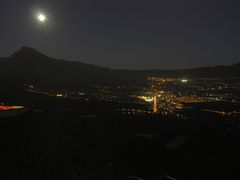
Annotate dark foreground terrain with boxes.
[1,94,240,180]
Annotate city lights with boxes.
[181,79,188,83]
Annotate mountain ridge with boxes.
[5,46,240,72]
[8,46,240,71]
[1,47,240,91]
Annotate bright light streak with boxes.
[138,96,154,102]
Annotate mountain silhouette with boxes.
[0,47,113,91]
[1,47,240,92]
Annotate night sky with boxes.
[1,0,240,69]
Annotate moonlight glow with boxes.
[38,14,46,22]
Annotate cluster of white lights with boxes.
[181,79,188,83]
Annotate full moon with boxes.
[38,14,46,22]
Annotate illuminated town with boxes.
[24,76,240,119]
[2,0,240,178]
